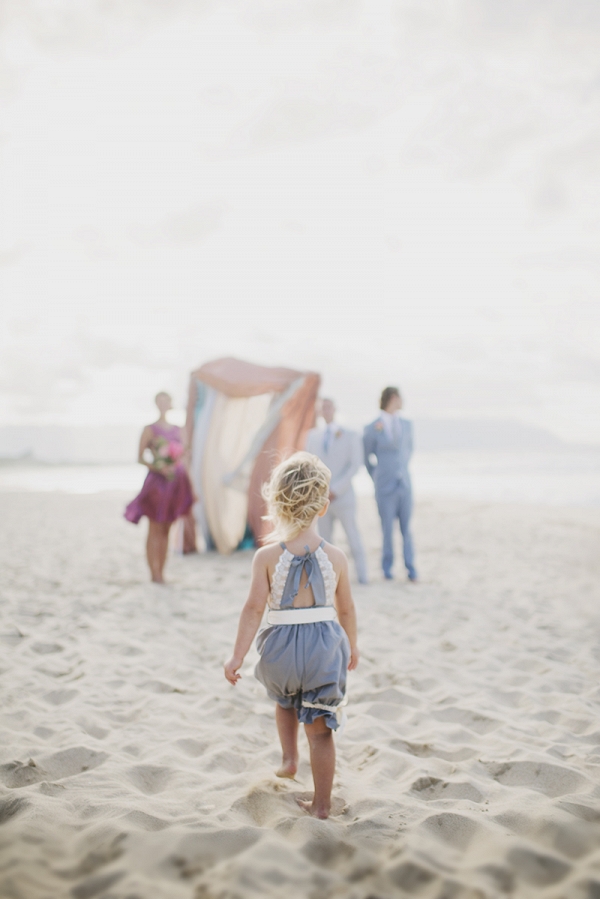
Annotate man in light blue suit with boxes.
[363,386,417,582]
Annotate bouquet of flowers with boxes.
[153,437,184,480]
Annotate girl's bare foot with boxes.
[297,798,330,819]
[276,756,298,779]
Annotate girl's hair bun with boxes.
[262,451,331,542]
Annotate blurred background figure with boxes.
[306,398,368,584]
[364,387,416,582]
[124,392,194,583]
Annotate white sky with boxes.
[1,0,600,442]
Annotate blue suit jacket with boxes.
[363,417,413,497]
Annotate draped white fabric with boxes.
[201,391,273,554]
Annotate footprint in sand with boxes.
[410,776,484,803]
[478,862,515,893]
[77,722,109,741]
[126,765,172,795]
[433,706,500,734]
[232,783,294,826]
[0,747,106,788]
[56,833,126,878]
[123,810,170,831]
[0,796,28,824]
[300,835,355,868]
[31,642,64,655]
[204,750,246,774]
[33,726,54,739]
[559,801,600,823]
[44,747,108,780]
[571,878,600,899]
[166,828,261,878]
[365,701,404,722]
[176,738,207,758]
[38,782,66,796]
[301,834,377,881]
[0,759,45,788]
[117,644,144,656]
[390,739,476,762]
[70,870,125,899]
[139,680,186,694]
[354,687,420,708]
[534,818,599,860]
[507,846,570,886]
[194,834,337,898]
[387,859,438,893]
[43,688,79,706]
[486,760,587,797]
[421,812,480,850]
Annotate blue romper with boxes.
[255,541,350,731]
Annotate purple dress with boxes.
[124,423,194,525]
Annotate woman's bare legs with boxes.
[146,520,171,583]
[275,705,299,778]
[297,716,335,819]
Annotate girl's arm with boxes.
[224,551,270,685]
[333,555,360,670]
[180,425,192,468]
[137,426,154,468]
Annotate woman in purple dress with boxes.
[125,392,194,583]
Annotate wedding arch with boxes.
[183,357,320,554]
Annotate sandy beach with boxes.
[1,491,599,898]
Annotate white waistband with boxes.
[266,607,337,625]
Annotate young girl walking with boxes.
[224,452,359,820]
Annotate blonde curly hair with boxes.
[262,452,331,542]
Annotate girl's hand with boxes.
[224,656,243,685]
[348,646,360,671]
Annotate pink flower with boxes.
[167,441,184,461]
[152,437,184,479]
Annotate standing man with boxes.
[363,387,417,582]
[306,398,369,584]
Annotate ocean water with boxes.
[1,451,599,507]
[410,451,600,507]
[0,464,146,495]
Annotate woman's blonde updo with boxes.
[262,452,331,542]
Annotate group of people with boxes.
[125,385,417,586]
[125,384,417,819]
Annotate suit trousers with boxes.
[318,490,368,583]
[376,480,416,579]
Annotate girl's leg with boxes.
[146,520,160,582]
[156,522,171,582]
[298,716,335,819]
[275,704,299,778]
[146,520,170,583]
